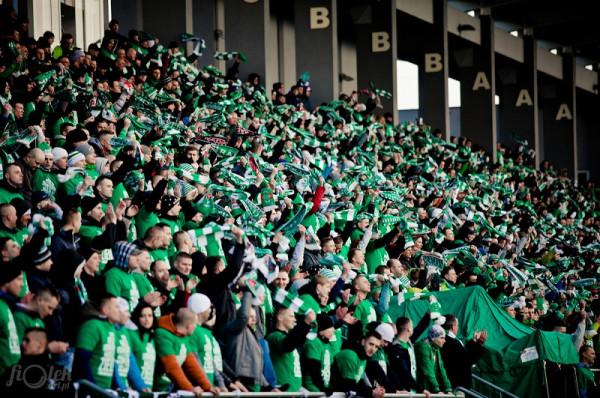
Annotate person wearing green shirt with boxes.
[73,295,120,389]
[12,288,59,342]
[0,264,23,377]
[134,179,168,239]
[0,164,24,205]
[348,248,368,275]
[32,156,59,201]
[129,303,157,390]
[414,325,452,394]
[302,313,335,392]
[330,330,385,397]
[186,293,217,384]
[0,203,24,246]
[105,241,142,311]
[298,274,331,315]
[158,194,184,236]
[113,297,148,392]
[154,308,215,394]
[266,306,315,392]
[577,345,598,398]
[351,275,378,330]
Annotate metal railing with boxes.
[455,387,489,398]
[472,374,519,398]
[73,381,466,398]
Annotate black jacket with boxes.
[440,335,485,388]
[197,241,245,339]
[386,313,430,392]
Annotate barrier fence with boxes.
[73,380,467,398]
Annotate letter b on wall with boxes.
[310,7,330,29]
[372,32,390,53]
[425,53,443,73]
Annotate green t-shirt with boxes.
[267,329,303,392]
[189,325,216,384]
[299,294,322,315]
[105,267,140,312]
[111,182,129,208]
[0,187,23,204]
[128,330,156,389]
[154,324,189,391]
[0,227,27,248]
[32,168,59,200]
[365,247,389,275]
[333,349,366,383]
[353,298,377,330]
[115,326,132,387]
[135,207,159,241]
[79,223,114,272]
[132,272,154,298]
[79,224,103,247]
[302,337,332,391]
[13,309,45,343]
[0,299,21,376]
[76,318,117,389]
[60,173,84,197]
[577,364,596,392]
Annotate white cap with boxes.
[187,293,212,314]
[51,147,68,160]
[375,323,395,343]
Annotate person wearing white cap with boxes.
[414,325,452,394]
[32,148,58,200]
[362,322,397,394]
[188,293,249,393]
[51,147,69,171]
[113,297,148,392]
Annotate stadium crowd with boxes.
[1,4,600,398]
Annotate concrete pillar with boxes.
[458,11,497,160]
[497,33,539,164]
[191,0,217,68]
[294,0,339,106]
[277,18,296,90]
[418,0,449,138]
[28,0,61,44]
[82,0,109,49]
[355,0,398,123]
[224,0,271,84]
[541,50,577,179]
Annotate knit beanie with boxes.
[428,324,446,340]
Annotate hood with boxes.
[157,313,184,337]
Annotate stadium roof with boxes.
[450,0,600,66]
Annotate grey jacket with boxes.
[222,292,266,386]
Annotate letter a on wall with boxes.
[472,72,491,91]
[515,89,533,107]
[555,103,573,120]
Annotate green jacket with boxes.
[415,339,452,393]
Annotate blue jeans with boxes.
[259,338,278,387]
[55,346,75,372]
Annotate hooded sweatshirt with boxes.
[154,314,211,392]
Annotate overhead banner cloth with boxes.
[387,286,578,398]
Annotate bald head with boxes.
[22,328,48,355]
[25,148,45,169]
[0,204,17,229]
[174,308,197,336]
